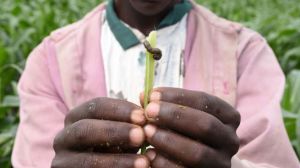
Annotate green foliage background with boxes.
[0,0,299,167]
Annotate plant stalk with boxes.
[141,31,157,154]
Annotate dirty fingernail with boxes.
[145,102,159,119]
[129,127,145,147]
[150,91,161,101]
[144,124,157,138]
[131,109,146,125]
[145,150,156,161]
[134,156,149,168]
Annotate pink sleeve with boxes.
[234,28,299,167]
[12,39,67,168]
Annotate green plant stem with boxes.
[141,31,157,154]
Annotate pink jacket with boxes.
[12,2,299,168]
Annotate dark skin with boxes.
[114,0,181,35]
[51,98,150,168]
[51,0,241,168]
[141,88,240,168]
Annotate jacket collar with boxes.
[106,0,193,50]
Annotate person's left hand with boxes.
[140,87,241,168]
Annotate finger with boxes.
[146,87,240,129]
[144,124,230,168]
[65,97,146,126]
[145,101,239,149]
[93,146,140,154]
[139,92,145,108]
[54,120,145,151]
[52,152,149,168]
[145,149,186,168]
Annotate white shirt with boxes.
[101,11,187,105]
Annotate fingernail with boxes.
[134,157,149,168]
[145,102,159,119]
[129,127,145,147]
[131,109,146,125]
[145,150,156,161]
[144,124,157,138]
[150,91,161,101]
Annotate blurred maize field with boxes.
[0,0,299,167]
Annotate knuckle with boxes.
[53,130,64,152]
[51,156,60,168]
[232,111,241,128]
[153,155,169,167]
[72,120,93,142]
[156,131,167,142]
[154,131,172,147]
[79,154,94,168]
[86,97,104,117]
[64,97,104,126]
[175,89,186,103]
[229,134,240,155]
[90,97,130,119]
[196,92,214,110]
[87,98,99,113]
[64,113,73,126]
[162,88,185,104]
[169,104,184,122]
[101,122,118,140]
[51,153,66,168]
[222,127,240,155]
[225,161,232,168]
[189,148,204,166]
[219,160,231,168]
[196,117,215,136]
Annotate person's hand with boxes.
[51,98,150,168]
[141,87,241,168]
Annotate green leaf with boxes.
[282,110,298,119]
[1,95,19,107]
[11,81,18,96]
[281,70,300,158]
[287,71,300,113]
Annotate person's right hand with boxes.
[51,98,149,168]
